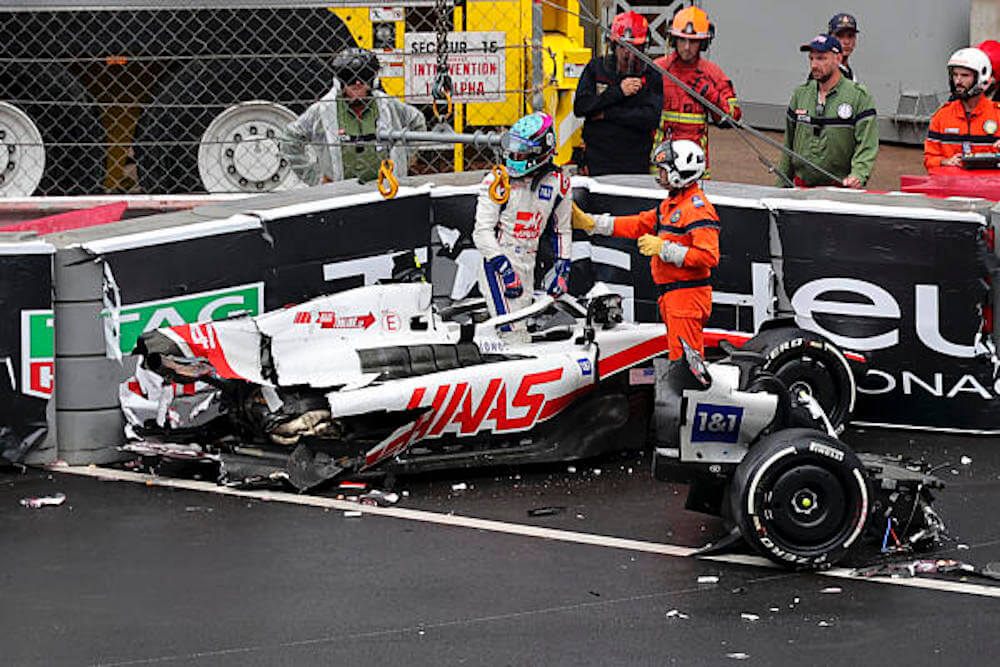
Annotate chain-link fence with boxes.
[0,2,586,197]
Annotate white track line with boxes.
[55,465,1000,599]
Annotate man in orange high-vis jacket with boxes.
[925,47,1000,172]
[653,5,741,178]
[572,139,719,360]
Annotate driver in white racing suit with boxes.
[473,112,573,342]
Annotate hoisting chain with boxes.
[431,0,454,120]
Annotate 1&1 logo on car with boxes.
[691,403,743,443]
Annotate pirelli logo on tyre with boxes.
[808,441,845,462]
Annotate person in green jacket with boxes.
[777,34,878,188]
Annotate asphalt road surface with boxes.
[2,427,998,666]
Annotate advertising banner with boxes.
[766,199,997,431]
[0,241,54,463]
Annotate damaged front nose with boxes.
[150,353,219,383]
[269,409,337,446]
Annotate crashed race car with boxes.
[652,338,945,568]
[125,281,664,489]
[124,279,945,568]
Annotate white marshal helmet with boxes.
[947,47,993,98]
[651,139,706,188]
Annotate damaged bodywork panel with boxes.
[124,282,656,489]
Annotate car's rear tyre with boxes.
[741,327,856,432]
[729,427,869,569]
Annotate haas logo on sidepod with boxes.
[364,369,577,467]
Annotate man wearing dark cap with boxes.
[827,13,859,81]
[280,47,425,185]
[777,34,878,188]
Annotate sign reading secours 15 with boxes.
[19,283,263,398]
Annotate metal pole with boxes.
[377,129,504,146]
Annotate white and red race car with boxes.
[126,281,681,488]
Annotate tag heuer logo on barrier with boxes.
[115,282,264,354]
[19,282,264,398]
[20,310,54,399]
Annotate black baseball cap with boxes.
[828,13,859,33]
[800,34,843,54]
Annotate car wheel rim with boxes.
[766,463,848,547]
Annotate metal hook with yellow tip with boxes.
[432,89,453,121]
[377,159,398,199]
[488,164,510,204]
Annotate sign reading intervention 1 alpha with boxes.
[404,31,506,103]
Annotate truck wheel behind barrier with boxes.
[729,427,870,569]
[741,327,856,432]
[135,56,335,194]
[0,102,45,197]
[197,101,306,194]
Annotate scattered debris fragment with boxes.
[960,456,972,465]
[451,482,468,491]
[740,613,760,621]
[697,575,720,584]
[184,506,214,513]
[957,543,970,550]
[818,620,832,628]
[592,468,602,476]
[339,481,367,491]
[725,653,750,660]
[820,587,843,594]
[360,490,400,507]
[19,492,66,508]
[343,510,363,518]
[528,506,566,517]
[769,607,780,613]
[567,466,577,473]
[855,559,977,578]
[665,609,690,620]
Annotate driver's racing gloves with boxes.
[488,255,523,298]
[546,258,572,297]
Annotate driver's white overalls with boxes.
[473,167,573,341]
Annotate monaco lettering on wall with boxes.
[771,206,996,431]
[404,31,505,103]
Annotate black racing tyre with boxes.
[729,427,870,569]
[0,62,104,195]
[135,55,336,194]
[741,327,856,432]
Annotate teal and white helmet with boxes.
[501,112,556,177]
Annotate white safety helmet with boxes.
[947,47,992,99]
[651,139,705,189]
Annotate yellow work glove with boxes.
[637,234,665,257]
[571,202,595,232]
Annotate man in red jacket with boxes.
[572,139,719,360]
[652,6,740,178]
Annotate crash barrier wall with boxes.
[0,238,56,465]
[0,1,588,197]
[3,174,997,464]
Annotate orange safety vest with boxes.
[611,185,720,288]
[924,95,1000,171]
